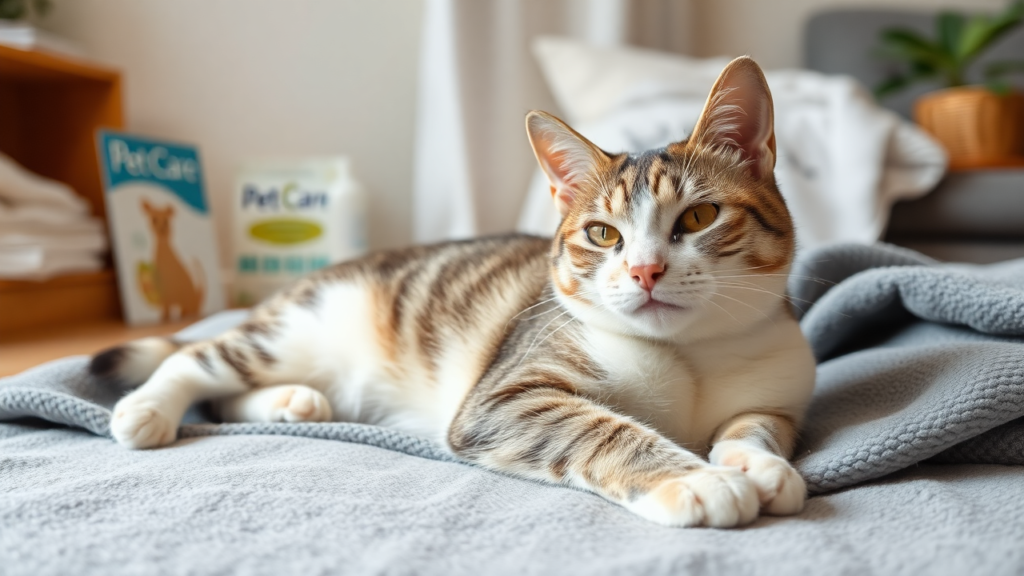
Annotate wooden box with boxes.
[0,45,124,338]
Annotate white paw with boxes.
[270,386,333,423]
[110,395,179,449]
[626,466,759,528]
[711,442,806,515]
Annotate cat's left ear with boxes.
[526,111,613,217]
[681,56,776,180]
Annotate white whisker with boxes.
[709,290,776,325]
[504,295,563,331]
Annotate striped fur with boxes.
[96,57,815,528]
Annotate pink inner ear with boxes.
[696,60,776,179]
[734,94,773,178]
[537,141,579,214]
[526,111,610,216]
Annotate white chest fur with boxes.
[584,315,816,453]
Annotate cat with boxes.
[91,56,815,528]
[141,200,205,322]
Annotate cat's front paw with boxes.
[270,385,333,423]
[110,395,179,449]
[710,441,806,515]
[626,466,759,528]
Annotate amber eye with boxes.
[585,223,621,247]
[679,203,719,234]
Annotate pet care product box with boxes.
[97,131,226,325]
[233,158,367,305]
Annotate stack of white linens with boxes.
[0,152,107,280]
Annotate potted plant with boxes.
[876,1,1024,169]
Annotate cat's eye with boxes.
[585,223,621,247]
[679,203,719,234]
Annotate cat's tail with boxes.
[89,337,182,388]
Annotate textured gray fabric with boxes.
[2,242,1024,574]
[0,356,456,465]
[790,243,1024,491]
[2,425,1023,576]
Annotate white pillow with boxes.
[518,37,946,251]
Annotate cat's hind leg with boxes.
[110,341,250,449]
[213,385,332,423]
[110,318,315,449]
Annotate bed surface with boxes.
[3,422,1021,576]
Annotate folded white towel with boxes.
[0,245,104,280]
[0,231,107,253]
[0,218,105,237]
[0,152,109,280]
[0,151,89,215]
[0,202,98,226]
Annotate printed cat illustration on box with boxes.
[140,199,205,322]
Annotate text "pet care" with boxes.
[241,183,328,212]
[107,139,199,184]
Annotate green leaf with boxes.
[874,76,912,99]
[958,16,992,59]
[879,29,950,69]
[874,68,938,98]
[0,0,26,20]
[956,1,1024,60]
[937,12,966,58]
[909,60,938,75]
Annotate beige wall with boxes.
[691,0,1010,68]
[42,0,424,262]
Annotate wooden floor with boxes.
[0,319,193,377]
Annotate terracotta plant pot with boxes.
[914,86,1024,170]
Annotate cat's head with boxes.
[526,56,794,342]
[141,200,175,238]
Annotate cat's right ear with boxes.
[525,111,612,217]
[141,199,154,214]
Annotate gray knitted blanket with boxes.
[3,243,1024,576]
[2,243,1023,494]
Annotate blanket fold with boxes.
[2,243,1022,494]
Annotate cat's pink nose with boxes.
[630,263,665,292]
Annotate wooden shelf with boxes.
[0,45,124,337]
[0,269,121,335]
[0,44,120,83]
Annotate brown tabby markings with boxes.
[713,412,800,461]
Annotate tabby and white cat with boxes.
[92,56,815,528]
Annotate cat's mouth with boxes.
[635,298,689,314]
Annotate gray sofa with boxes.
[806,9,1024,263]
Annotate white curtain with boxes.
[412,0,693,243]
